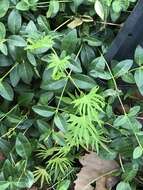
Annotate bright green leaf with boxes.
[95,0,104,20]
[0,0,9,18]
[46,0,59,18]
[134,45,143,66]
[0,182,10,190]
[0,22,6,40]
[116,182,131,190]
[133,146,143,159]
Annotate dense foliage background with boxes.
[1,0,143,189]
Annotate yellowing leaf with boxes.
[67,18,83,29]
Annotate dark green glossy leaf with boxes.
[10,65,20,87]
[8,9,22,34]
[8,35,27,47]
[113,59,133,78]
[32,105,55,118]
[16,133,32,159]
[37,119,50,133]
[0,54,13,67]
[18,62,33,84]
[0,44,7,55]
[0,81,14,101]
[41,78,67,91]
[54,114,67,132]
[62,29,78,54]
[72,74,97,89]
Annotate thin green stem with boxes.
[54,45,83,115]
[102,54,143,149]
[38,0,72,4]
[0,104,18,122]
[0,62,19,82]
[54,18,72,32]
[0,113,27,139]
[55,78,68,114]
[47,168,74,190]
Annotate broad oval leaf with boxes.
[15,171,34,188]
[0,182,10,190]
[54,114,67,132]
[114,115,128,127]
[0,81,14,101]
[94,0,104,20]
[134,45,143,66]
[0,54,13,67]
[62,29,78,54]
[8,35,27,47]
[46,0,59,18]
[16,133,32,159]
[18,62,33,84]
[72,74,97,89]
[133,146,143,159]
[16,1,29,11]
[113,59,133,78]
[116,181,132,190]
[32,105,55,118]
[8,9,22,34]
[10,65,20,87]
[0,0,9,18]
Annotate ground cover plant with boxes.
[1,0,143,189]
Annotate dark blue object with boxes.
[105,0,143,62]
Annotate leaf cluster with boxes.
[0,0,142,190]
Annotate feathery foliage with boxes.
[0,0,141,189]
[33,167,51,188]
[48,53,70,80]
[72,87,105,123]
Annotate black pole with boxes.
[105,0,143,62]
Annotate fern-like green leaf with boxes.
[33,167,51,188]
[47,156,73,179]
[48,53,70,80]
[37,144,61,160]
[72,87,105,124]
[25,33,55,51]
[66,114,106,151]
